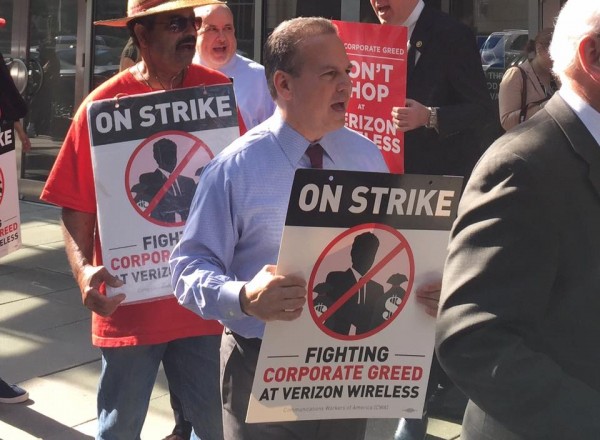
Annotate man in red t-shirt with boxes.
[41,1,242,439]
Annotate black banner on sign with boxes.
[0,121,15,155]
[88,83,239,146]
[285,169,463,230]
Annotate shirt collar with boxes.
[403,0,425,40]
[267,111,339,167]
[219,53,238,75]
[559,83,600,147]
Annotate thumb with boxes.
[264,264,277,275]
[110,293,127,305]
[105,273,125,288]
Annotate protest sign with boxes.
[334,21,407,174]
[0,121,22,258]
[247,169,462,422]
[88,84,240,303]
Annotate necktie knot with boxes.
[306,143,324,169]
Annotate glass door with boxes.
[19,0,84,200]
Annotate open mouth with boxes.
[213,45,227,54]
[376,5,391,16]
[331,101,347,112]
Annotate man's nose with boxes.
[338,71,352,92]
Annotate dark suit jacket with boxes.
[405,7,493,178]
[132,169,196,222]
[325,268,384,335]
[436,94,600,439]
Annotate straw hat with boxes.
[95,0,226,27]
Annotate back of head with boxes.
[263,17,337,99]
[550,0,600,84]
[153,138,177,164]
[535,27,553,49]
[525,27,553,57]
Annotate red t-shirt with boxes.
[41,65,244,347]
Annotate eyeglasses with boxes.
[200,24,235,36]
[154,16,202,33]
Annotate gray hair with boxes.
[263,17,338,99]
[550,0,600,84]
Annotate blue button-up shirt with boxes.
[170,111,388,338]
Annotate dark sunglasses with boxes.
[154,15,202,33]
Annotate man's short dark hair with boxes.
[263,17,338,99]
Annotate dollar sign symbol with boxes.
[382,295,401,320]
[314,303,328,317]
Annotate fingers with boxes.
[242,267,307,322]
[83,290,126,317]
[417,281,442,296]
[391,99,429,131]
[105,274,125,288]
[79,265,126,316]
[22,139,31,152]
[416,280,442,318]
[415,294,438,318]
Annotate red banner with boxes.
[334,21,407,174]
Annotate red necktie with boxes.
[306,143,324,169]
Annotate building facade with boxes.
[0,0,566,201]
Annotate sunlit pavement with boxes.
[0,201,460,440]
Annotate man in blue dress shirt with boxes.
[170,17,389,440]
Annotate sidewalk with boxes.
[0,201,461,440]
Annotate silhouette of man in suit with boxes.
[131,138,197,223]
[322,232,384,336]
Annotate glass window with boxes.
[0,0,15,55]
[20,0,79,183]
[92,1,129,90]
[229,0,257,60]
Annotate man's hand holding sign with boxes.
[241,265,307,322]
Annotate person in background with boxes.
[39,0,239,438]
[436,1,600,438]
[171,17,389,440]
[0,17,31,153]
[369,1,494,438]
[193,3,275,129]
[119,37,141,72]
[0,15,31,406]
[498,28,558,131]
[0,377,28,404]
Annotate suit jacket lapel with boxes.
[408,6,434,79]
[545,94,600,198]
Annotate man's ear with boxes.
[273,70,293,101]
[578,35,600,80]
[134,23,149,49]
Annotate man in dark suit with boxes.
[131,138,197,223]
[323,232,384,336]
[371,0,493,178]
[436,1,600,438]
[370,1,492,437]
